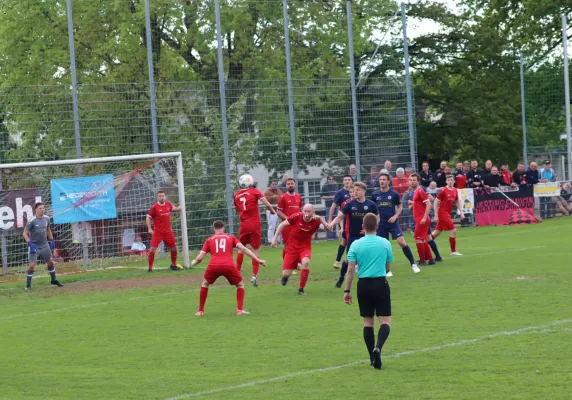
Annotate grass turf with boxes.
[1,218,571,399]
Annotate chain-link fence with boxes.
[0,0,416,260]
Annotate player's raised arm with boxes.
[328,210,345,230]
[191,251,207,267]
[236,243,266,266]
[260,197,276,215]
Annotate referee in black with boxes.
[344,212,393,369]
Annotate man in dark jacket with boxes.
[483,166,502,188]
[467,160,484,189]
[525,162,540,185]
[512,163,527,185]
[420,162,434,188]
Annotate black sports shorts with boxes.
[357,277,391,317]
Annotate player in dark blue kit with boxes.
[372,173,420,275]
[328,182,379,288]
[328,175,353,269]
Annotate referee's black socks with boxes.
[363,327,375,360]
[377,324,390,350]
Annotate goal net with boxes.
[0,152,189,278]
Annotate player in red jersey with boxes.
[233,181,275,287]
[276,178,303,258]
[146,190,181,272]
[271,204,330,295]
[191,220,267,316]
[408,173,435,266]
[432,175,465,256]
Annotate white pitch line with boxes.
[164,319,572,400]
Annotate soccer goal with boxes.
[0,152,190,277]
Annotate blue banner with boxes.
[51,174,117,224]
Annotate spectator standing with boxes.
[264,180,283,243]
[434,161,448,187]
[539,161,557,219]
[513,163,527,185]
[455,162,469,189]
[420,162,434,188]
[320,176,339,238]
[454,162,464,176]
[467,160,484,189]
[405,165,413,179]
[483,166,502,188]
[278,174,289,193]
[365,167,380,196]
[500,163,513,186]
[349,164,358,182]
[383,160,394,177]
[391,168,409,199]
[526,162,540,186]
[481,160,493,181]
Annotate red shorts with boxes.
[204,264,242,286]
[435,217,455,232]
[282,226,291,246]
[151,231,177,249]
[282,247,312,270]
[239,227,261,249]
[414,221,430,241]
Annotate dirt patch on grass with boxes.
[63,273,205,294]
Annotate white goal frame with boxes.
[0,152,190,273]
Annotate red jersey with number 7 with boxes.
[147,201,174,234]
[201,233,240,267]
[234,188,264,226]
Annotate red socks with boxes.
[170,250,178,265]
[236,252,244,271]
[199,287,209,312]
[252,259,260,277]
[425,243,433,261]
[449,237,456,252]
[148,252,155,270]
[236,287,245,310]
[416,243,426,263]
[299,269,310,290]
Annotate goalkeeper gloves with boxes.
[27,241,37,254]
[49,240,56,250]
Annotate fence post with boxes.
[144,0,160,154]
[563,15,572,181]
[66,0,81,160]
[401,3,417,170]
[214,0,235,234]
[346,0,361,181]
[282,0,298,181]
[520,53,528,167]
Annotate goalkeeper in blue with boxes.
[22,202,63,290]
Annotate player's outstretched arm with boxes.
[260,198,276,214]
[328,212,344,230]
[172,206,181,212]
[236,243,266,266]
[272,220,290,247]
[318,216,331,231]
[146,215,154,235]
[191,251,207,267]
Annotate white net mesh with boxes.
[0,156,185,277]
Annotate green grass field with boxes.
[2,218,572,400]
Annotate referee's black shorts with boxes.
[357,277,391,317]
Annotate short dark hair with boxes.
[409,173,421,181]
[446,174,455,180]
[363,213,378,232]
[157,190,165,195]
[286,178,296,183]
[471,159,478,163]
[422,161,429,166]
[353,182,367,191]
[343,174,352,180]
[34,202,44,210]
[213,220,225,230]
[378,172,391,180]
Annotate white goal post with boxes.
[0,152,190,276]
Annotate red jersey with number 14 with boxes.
[437,187,458,218]
[234,188,264,225]
[201,233,240,267]
[285,213,322,250]
[147,201,174,234]
[412,188,430,222]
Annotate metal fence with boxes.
[0,0,416,246]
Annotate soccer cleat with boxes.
[334,261,341,269]
[334,279,343,289]
[411,264,421,273]
[428,260,436,265]
[50,280,64,287]
[418,262,427,267]
[236,309,250,316]
[298,288,306,295]
[195,311,204,317]
[386,271,393,277]
[148,269,153,273]
[371,347,382,370]
[292,270,298,275]
[281,276,289,286]
[435,257,443,262]
[170,264,180,271]
[450,251,463,256]
[251,276,258,287]
[25,286,31,291]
